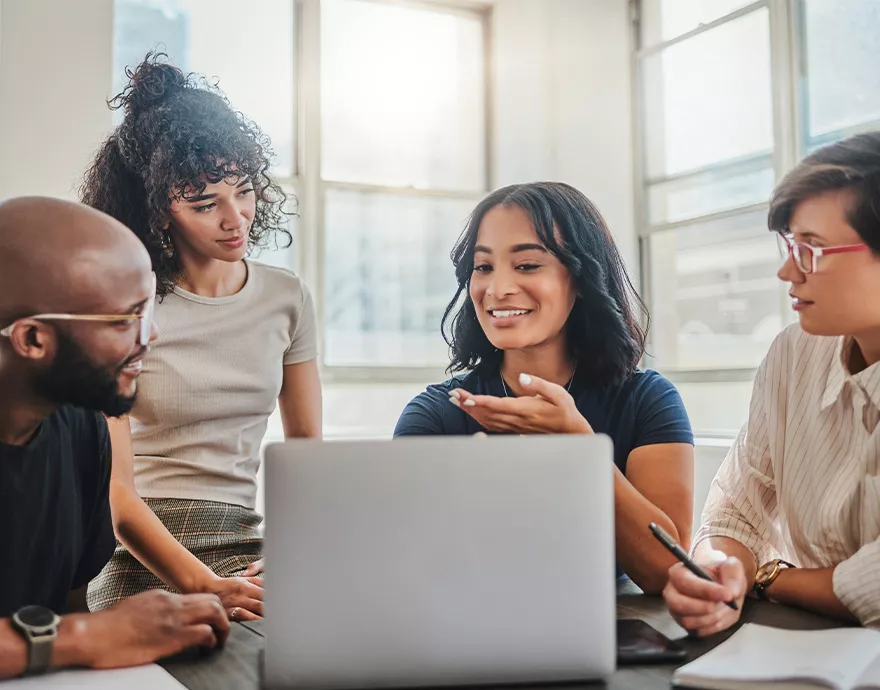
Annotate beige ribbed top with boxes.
[130,260,317,509]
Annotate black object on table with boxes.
[617,619,687,665]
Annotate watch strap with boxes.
[753,578,771,600]
[27,634,54,675]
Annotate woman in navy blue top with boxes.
[394,182,694,594]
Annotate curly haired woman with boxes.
[81,53,321,621]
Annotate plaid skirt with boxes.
[87,498,263,611]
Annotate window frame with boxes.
[287,0,493,384]
[631,0,805,384]
[634,0,880,386]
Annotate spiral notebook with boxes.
[673,623,880,690]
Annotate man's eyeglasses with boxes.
[0,273,157,346]
[776,232,869,274]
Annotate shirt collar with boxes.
[821,337,880,411]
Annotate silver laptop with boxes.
[263,435,616,690]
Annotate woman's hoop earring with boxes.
[161,231,175,259]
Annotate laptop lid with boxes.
[263,435,616,689]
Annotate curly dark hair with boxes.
[80,52,292,297]
[442,182,648,387]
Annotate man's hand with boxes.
[76,590,229,669]
[663,557,748,637]
[449,373,592,435]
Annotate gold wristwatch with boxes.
[753,558,796,600]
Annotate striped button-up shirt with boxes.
[694,324,880,626]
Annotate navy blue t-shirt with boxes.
[0,406,115,616]
[394,368,694,474]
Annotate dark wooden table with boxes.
[162,583,850,690]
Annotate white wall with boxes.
[491,0,637,271]
[0,0,114,200]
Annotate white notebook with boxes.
[1,664,185,689]
[673,623,880,690]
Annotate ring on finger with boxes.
[230,606,241,621]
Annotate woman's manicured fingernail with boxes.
[519,373,532,386]
[463,399,476,407]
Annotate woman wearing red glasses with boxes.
[663,131,880,636]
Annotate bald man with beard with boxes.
[0,197,228,679]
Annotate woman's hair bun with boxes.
[111,51,188,119]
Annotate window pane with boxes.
[648,211,785,370]
[801,0,880,144]
[250,193,299,272]
[323,188,476,367]
[641,0,756,46]
[647,155,774,226]
[113,0,295,177]
[251,234,296,271]
[642,8,773,179]
[321,0,486,190]
[674,381,753,435]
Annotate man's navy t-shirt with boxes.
[394,368,694,475]
[0,406,115,616]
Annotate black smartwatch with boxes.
[11,605,61,675]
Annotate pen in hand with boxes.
[649,522,739,611]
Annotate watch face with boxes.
[17,606,57,628]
